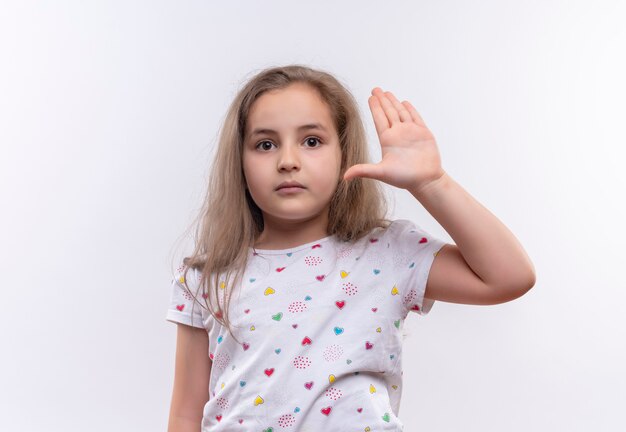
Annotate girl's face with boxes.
[242,83,342,229]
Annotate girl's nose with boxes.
[277,144,300,172]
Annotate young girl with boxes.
[165,64,536,431]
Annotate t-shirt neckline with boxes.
[250,234,335,255]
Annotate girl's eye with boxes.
[304,137,322,148]
[256,137,322,151]
[256,140,275,151]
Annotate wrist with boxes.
[410,171,450,200]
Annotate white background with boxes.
[1,1,624,430]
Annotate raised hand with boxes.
[343,87,446,194]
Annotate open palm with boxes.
[343,87,446,194]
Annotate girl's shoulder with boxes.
[335,218,427,253]
[373,218,422,237]
[370,218,445,251]
[172,262,205,290]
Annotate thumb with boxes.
[343,163,384,181]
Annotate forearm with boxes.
[168,415,201,432]
[410,172,536,290]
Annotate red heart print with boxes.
[244,309,250,313]
[304,381,314,390]
[316,275,325,281]
[264,368,274,377]
[302,336,312,345]
[176,304,185,311]
[216,415,222,422]
[410,304,421,311]
[312,244,321,249]
[238,419,244,424]
[321,406,332,416]
[365,341,373,350]
[419,237,428,243]
[209,353,214,360]
[292,324,298,329]
[276,267,286,272]
[369,238,378,243]
[242,342,250,351]
[371,308,377,312]
[357,408,363,413]
[335,301,345,309]
[215,310,223,319]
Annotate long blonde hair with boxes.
[174,64,391,344]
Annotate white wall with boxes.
[1,0,624,430]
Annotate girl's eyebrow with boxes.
[249,123,328,138]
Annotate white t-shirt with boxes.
[166,219,447,431]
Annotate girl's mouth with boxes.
[276,181,305,190]
[276,186,305,194]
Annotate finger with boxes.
[384,91,412,123]
[401,100,426,127]
[368,95,390,136]
[343,163,385,182]
[372,87,400,125]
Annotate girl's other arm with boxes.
[168,323,212,432]
[411,172,536,305]
[345,87,535,306]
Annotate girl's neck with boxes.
[254,215,330,251]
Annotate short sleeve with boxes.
[383,219,447,317]
[165,264,206,329]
